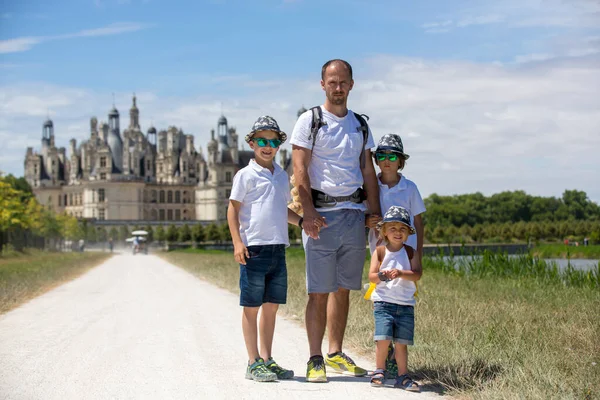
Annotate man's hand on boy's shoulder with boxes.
[233,242,249,265]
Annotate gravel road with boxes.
[0,254,440,399]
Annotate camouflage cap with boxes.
[245,115,287,144]
[376,205,416,234]
[374,133,409,160]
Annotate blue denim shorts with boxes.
[239,244,287,307]
[373,301,415,345]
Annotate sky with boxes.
[1,0,599,202]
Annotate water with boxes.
[437,255,599,272]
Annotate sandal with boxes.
[394,374,420,392]
[370,369,386,387]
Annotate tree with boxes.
[192,224,205,244]
[220,222,232,241]
[119,225,129,242]
[109,227,119,242]
[155,225,166,242]
[144,225,154,242]
[205,223,220,242]
[179,224,191,242]
[166,225,178,243]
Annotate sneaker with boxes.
[325,352,367,377]
[306,356,327,383]
[245,358,277,382]
[265,357,294,380]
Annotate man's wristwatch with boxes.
[378,271,389,282]
[298,217,304,230]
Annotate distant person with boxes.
[132,236,140,254]
[78,239,85,252]
[227,116,304,382]
[291,59,380,382]
[365,133,426,374]
[108,237,114,253]
[584,237,589,246]
[368,206,422,392]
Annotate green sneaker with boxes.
[306,356,327,383]
[245,358,277,382]
[265,358,294,380]
[325,352,367,377]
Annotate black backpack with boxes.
[307,106,370,168]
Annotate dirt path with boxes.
[0,254,439,399]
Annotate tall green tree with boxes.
[179,224,191,242]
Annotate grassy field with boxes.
[532,243,600,260]
[163,248,599,399]
[0,250,111,314]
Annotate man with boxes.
[290,59,381,382]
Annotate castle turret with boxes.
[129,95,140,130]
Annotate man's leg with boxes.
[327,287,350,354]
[242,306,260,362]
[306,293,328,356]
[259,302,279,360]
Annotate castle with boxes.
[24,96,295,224]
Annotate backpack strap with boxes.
[353,112,370,169]
[404,245,414,260]
[376,245,386,266]
[309,106,327,150]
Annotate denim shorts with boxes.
[302,209,366,293]
[239,244,287,307]
[373,301,415,345]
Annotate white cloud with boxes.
[1,54,599,202]
[0,22,148,54]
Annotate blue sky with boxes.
[1,0,599,201]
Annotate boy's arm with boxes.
[414,213,424,260]
[227,200,249,265]
[368,248,389,283]
[287,208,302,227]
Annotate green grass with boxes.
[532,243,600,260]
[0,251,111,314]
[162,248,600,399]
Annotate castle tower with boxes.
[147,125,157,146]
[297,106,307,118]
[217,115,229,150]
[129,94,140,130]
[42,118,53,151]
[107,105,123,172]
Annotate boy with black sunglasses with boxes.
[366,134,425,258]
[228,115,304,382]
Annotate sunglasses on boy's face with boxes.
[375,153,399,162]
[251,137,282,148]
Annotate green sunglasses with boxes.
[251,137,282,148]
[375,153,399,162]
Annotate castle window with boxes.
[58,196,62,206]
[99,209,105,220]
[226,189,231,198]
[226,171,232,183]
[69,194,73,205]
[159,209,165,221]
[167,209,173,221]
[151,190,157,203]
[175,209,181,221]
[100,173,106,180]
[167,191,173,203]
[159,164,163,173]
[34,165,38,174]
[159,190,165,203]
[100,157,107,168]
[183,162,187,172]
[151,209,157,220]
[92,190,96,202]
[175,191,181,203]
[98,188,105,202]
[147,160,151,172]
[64,194,67,205]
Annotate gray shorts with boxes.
[302,209,366,293]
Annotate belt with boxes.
[312,188,365,208]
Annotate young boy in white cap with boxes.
[227,115,304,382]
[368,205,422,392]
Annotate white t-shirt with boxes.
[290,106,375,212]
[371,246,416,306]
[229,159,292,247]
[368,174,426,253]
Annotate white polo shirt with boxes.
[229,159,292,247]
[368,174,426,253]
[290,106,375,212]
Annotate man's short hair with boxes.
[321,59,353,80]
